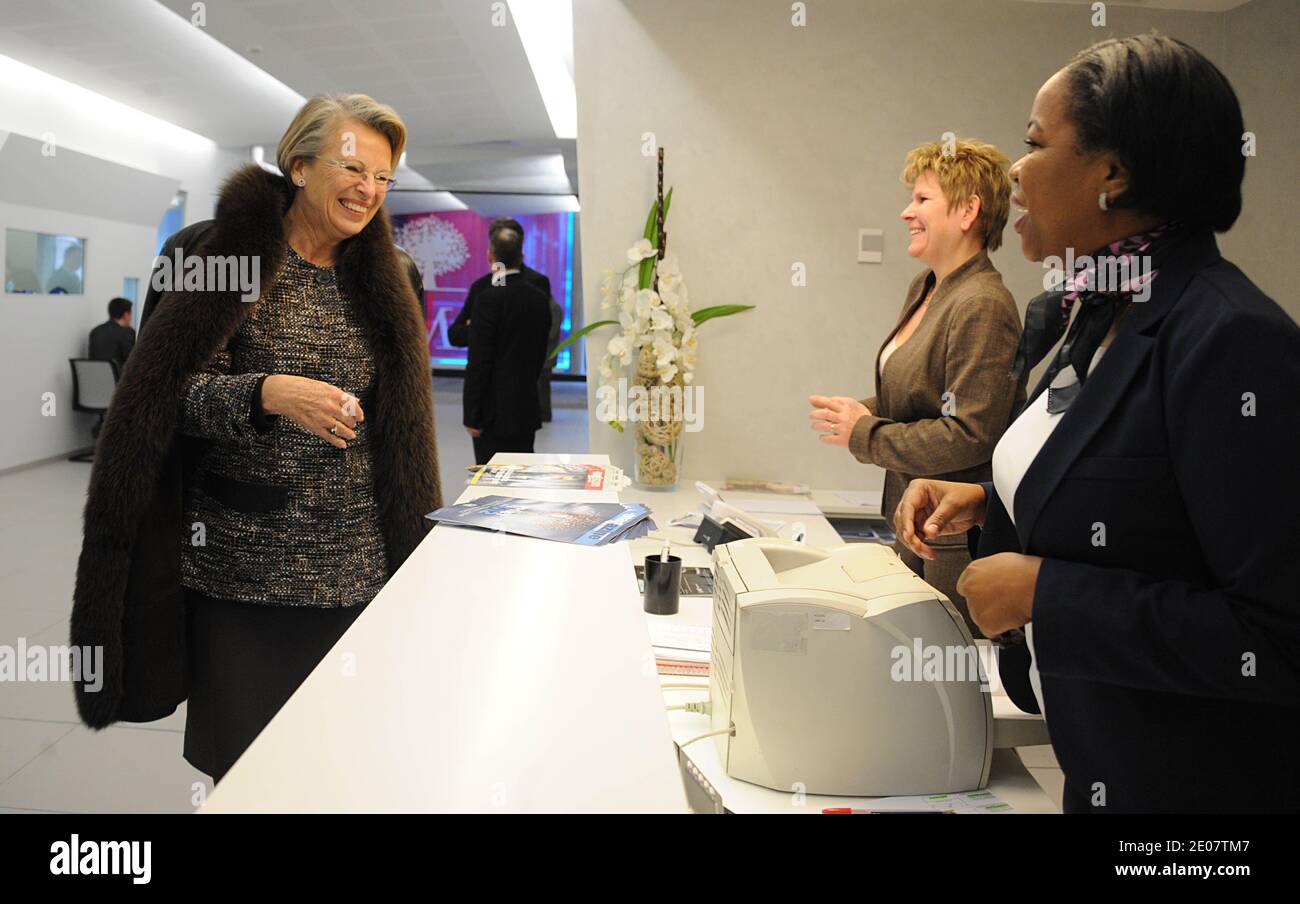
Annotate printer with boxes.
[709,537,992,796]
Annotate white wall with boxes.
[1220,0,1299,308]
[0,201,155,469]
[573,0,1288,491]
[0,64,246,470]
[0,52,246,228]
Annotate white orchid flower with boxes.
[634,290,657,321]
[607,333,637,366]
[627,239,656,264]
[652,334,676,365]
[649,307,674,332]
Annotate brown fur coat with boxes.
[70,164,442,729]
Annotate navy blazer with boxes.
[978,228,1300,813]
[461,270,553,436]
[448,265,552,348]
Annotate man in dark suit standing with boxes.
[448,218,562,423]
[88,297,135,367]
[462,221,553,464]
[538,293,564,422]
[448,217,551,347]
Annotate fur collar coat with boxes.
[70,164,442,729]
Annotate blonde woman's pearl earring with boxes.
[1098,192,1109,211]
[297,178,306,187]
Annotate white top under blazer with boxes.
[878,335,900,375]
[991,343,1110,719]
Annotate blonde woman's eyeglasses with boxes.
[320,158,398,191]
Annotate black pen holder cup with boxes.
[643,555,682,616]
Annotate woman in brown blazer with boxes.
[810,139,1025,636]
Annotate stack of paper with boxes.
[834,489,884,509]
[425,495,654,546]
[649,623,712,677]
[720,493,821,516]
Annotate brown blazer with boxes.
[849,250,1026,524]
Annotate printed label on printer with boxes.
[810,612,851,631]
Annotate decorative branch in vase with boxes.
[550,149,754,489]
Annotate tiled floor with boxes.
[0,378,1062,812]
[0,380,589,813]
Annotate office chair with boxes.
[68,358,119,462]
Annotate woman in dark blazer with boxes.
[71,94,443,783]
[895,34,1300,813]
[810,139,1025,636]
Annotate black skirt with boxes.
[183,590,368,784]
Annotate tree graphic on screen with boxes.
[392,215,470,281]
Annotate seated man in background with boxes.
[463,221,553,464]
[88,296,135,367]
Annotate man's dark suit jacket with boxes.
[462,270,552,437]
[976,228,1300,813]
[88,319,135,365]
[448,264,551,348]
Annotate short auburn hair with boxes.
[900,139,1012,251]
[276,93,407,185]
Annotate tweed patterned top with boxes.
[179,244,388,607]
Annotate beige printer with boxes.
[709,537,992,796]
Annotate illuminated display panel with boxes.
[392,210,577,373]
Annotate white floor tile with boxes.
[0,671,82,723]
[1,566,79,618]
[0,608,68,646]
[0,718,76,784]
[0,725,211,813]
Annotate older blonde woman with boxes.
[71,94,442,783]
[809,139,1025,636]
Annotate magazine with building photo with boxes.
[425,494,651,546]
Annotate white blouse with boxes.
[990,342,1110,719]
[878,335,899,375]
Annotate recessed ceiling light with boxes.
[508,0,576,140]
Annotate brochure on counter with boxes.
[465,463,629,491]
[426,494,654,545]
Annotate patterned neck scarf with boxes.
[1011,222,1181,413]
